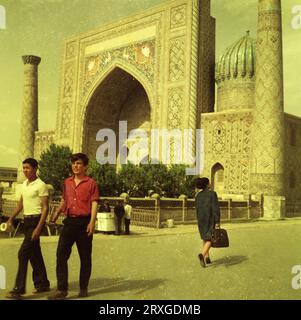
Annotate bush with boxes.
[39,145,196,198]
[118,163,145,197]
[87,161,119,197]
[164,164,195,198]
[38,144,73,196]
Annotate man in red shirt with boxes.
[48,153,99,300]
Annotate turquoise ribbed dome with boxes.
[215,31,256,83]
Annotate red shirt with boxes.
[63,176,99,216]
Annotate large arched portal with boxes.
[83,67,151,164]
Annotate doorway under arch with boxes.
[211,163,225,195]
[82,67,151,165]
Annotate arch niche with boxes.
[82,67,151,165]
[211,163,225,195]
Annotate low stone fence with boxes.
[1,195,263,229]
[286,200,301,217]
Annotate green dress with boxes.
[195,189,220,241]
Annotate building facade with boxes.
[18,0,300,217]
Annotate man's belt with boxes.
[24,214,41,219]
[67,214,90,218]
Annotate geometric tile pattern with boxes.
[251,0,285,196]
[168,88,184,129]
[200,111,253,194]
[169,38,185,82]
[82,40,155,100]
[66,41,77,60]
[170,5,187,29]
[60,103,72,139]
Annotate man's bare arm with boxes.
[50,198,65,223]
[86,201,98,236]
[31,196,49,241]
[7,196,23,224]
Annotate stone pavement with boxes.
[1,218,301,300]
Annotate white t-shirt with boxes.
[21,178,49,216]
[124,204,132,219]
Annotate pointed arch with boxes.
[78,59,154,152]
[79,61,152,165]
[211,162,225,194]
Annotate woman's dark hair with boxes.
[22,158,38,169]
[71,153,89,166]
[195,177,210,190]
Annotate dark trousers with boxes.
[124,218,131,234]
[56,216,92,291]
[14,217,50,293]
[115,215,123,235]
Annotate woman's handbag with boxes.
[211,226,229,248]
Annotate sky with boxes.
[0,0,300,167]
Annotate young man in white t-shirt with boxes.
[124,199,132,235]
[6,158,50,299]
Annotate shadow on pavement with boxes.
[210,255,248,268]
[67,277,167,299]
[94,232,148,237]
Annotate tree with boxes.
[140,163,170,196]
[118,163,145,197]
[38,144,73,196]
[87,160,119,197]
[164,164,195,198]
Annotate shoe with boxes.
[78,289,88,298]
[32,287,50,294]
[48,290,68,300]
[198,253,206,268]
[6,290,25,299]
[205,257,212,264]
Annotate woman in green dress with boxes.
[195,177,220,267]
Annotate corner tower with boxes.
[251,0,285,218]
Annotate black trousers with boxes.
[14,217,50,293]
[124,218,131,234]
[115,215,123,235]
[56,216,92,291]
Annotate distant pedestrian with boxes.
[100,199,111,213]
[123,199,132,235]
[114,201,125,235]
[195,177,220,268]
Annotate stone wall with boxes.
[284,113,301,201]
[200,109,253,195]
[34,131,55,159]
[51,0,214,163]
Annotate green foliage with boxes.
[165,164,195,198]
[39,145,196,198]
[87,161,119,197]
[140,163,170,196]
[116,163,195,198]
[38,144,73,195]
[118,163,145,197]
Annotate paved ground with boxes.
[1,218,301,300]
